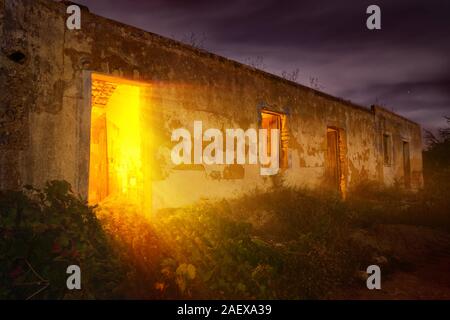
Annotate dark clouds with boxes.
[74,0,450,131]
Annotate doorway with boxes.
[403,141,411,188]
[326,128,340,192]
[261,110,289,169]
[326,127,347,196]
[88,73,151,211]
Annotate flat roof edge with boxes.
[371,105,421,127]
[56,0,417,122]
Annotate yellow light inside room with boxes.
[88,76,145,210]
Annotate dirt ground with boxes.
[334,225,450,300]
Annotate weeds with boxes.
[0,181,125,299]
[1,175,448,299]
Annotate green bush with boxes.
[1,173,448,299]
[0,181,126,300]
[95,188,375,299]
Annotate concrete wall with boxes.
[373,106,423,188]
[0,0,423,210]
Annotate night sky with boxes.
[74,0,450,133]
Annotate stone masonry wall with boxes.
[0,0,423,210]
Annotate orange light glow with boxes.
[89,75,149,212]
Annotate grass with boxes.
[1,173,448,299]
[93,171,449,299]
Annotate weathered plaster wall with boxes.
[0,0,423,210]
[374,106,423,188]
[1,0,68,190]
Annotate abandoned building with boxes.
[0,0,423,213]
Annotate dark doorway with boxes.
[326,127,341,192]
[403,141,411,188]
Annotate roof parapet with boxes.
[371,105,420,126]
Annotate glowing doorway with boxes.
[88,74,150,211]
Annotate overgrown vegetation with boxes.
[94,180,448,299]
[0,181,125,299]
[1,118,449,299]
[95,190,375,299]
[422,116,450,218]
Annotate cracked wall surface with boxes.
[0,0,423,210]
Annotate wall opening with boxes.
[326,127,347,197]
[88,73,152,213]
[261,110,289,169]
[6,50,27,64]
[383,133,392,166]
[403,141,411,188]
